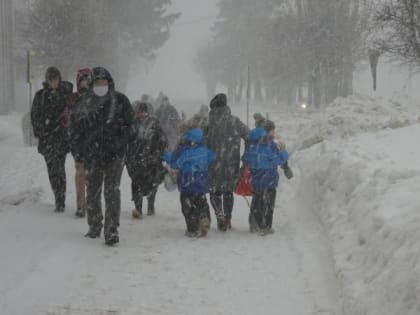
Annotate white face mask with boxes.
[93,85,109,97]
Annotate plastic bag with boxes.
[163,167,178,192]
[234,167,254,196]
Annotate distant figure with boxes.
[31,67,70,213]
[73,67,133,246]
[179,104,209,134]
[205,93,249,231]
[155,94,181,150]
[126,101,168,219]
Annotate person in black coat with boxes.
[126,101,168,219]
[31,66,70,213]
[73,67,134,245]
[204,93,249,231]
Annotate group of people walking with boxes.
[31,66,291,246]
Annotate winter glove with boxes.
[281,161,293,180]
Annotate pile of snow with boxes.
[271,94,420,153]
[292,115,420,314]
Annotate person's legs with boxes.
[210,190,226,231]
[75,160,86,217]
[147,189,157,216]
[131,179,143,218]
[44,153,66,212]
[180,193,197,235]
[223,191,234,229]
[196,194,211,237]
[103,159,124,245]
[85,163,104,237]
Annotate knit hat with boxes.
[45,66,61,81]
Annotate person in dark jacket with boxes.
[204,93,249,231]
[242,127,289,235]
[73,67,134,246]
[126,101,168,219]
[31,66,70,213]
[155,94,181,150]
[68,68,92,218]
[164,128,216,237]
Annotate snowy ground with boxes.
[1,93,420,315]
[0,114,341,315]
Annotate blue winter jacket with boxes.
[242,128,289,192]
[164,128,216,194]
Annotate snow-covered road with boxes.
[0,116,342,315]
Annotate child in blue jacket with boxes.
[242,127,289,235]
[163,128,216,237]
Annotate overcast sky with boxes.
[127,0,218,102]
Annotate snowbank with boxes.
[271,94,420,154]
[290,97,420,315]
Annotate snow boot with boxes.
[85,226,101,238]
[147,207,155,216]
[54,205,65,213]
[132,209,143,219]
[75,208,85,218]
[105,228,119,246]
[225,217,232,230]
[199,217,210,237]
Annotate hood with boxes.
[249,127,267,142]
[210,93,227,109]
[91,67,115,91]
[184,128,204,144]
[43,66,61,88]
[76,68,92,91]
[133,100,153,114]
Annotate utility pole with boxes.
[246,63,251,127]
[0,0,15,114]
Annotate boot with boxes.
[132,209,143,219]
[105,228,119,246]
[225,217,232,230]
[85,226,101,238]
[215,209,226,232]
[147,206,155,216]
[75,208,86,218]
[199,217,210,237]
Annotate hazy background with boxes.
[126,0,218,103]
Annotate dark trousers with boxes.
[85,159,124,236]
[180,193,211,232]
[210,191,234,220]
[43,153,67,209]
[250,189,276,229]
[131,182,157,213]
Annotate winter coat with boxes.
[126,115,168,195]
[70,67,134,166]
[165,128,216,194]
[155,103,181,149]
[242,128,289,192]
[68,88,90,161]
[205,94,249,192]
[31,84,70,157]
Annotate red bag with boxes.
[234,167,254,196]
